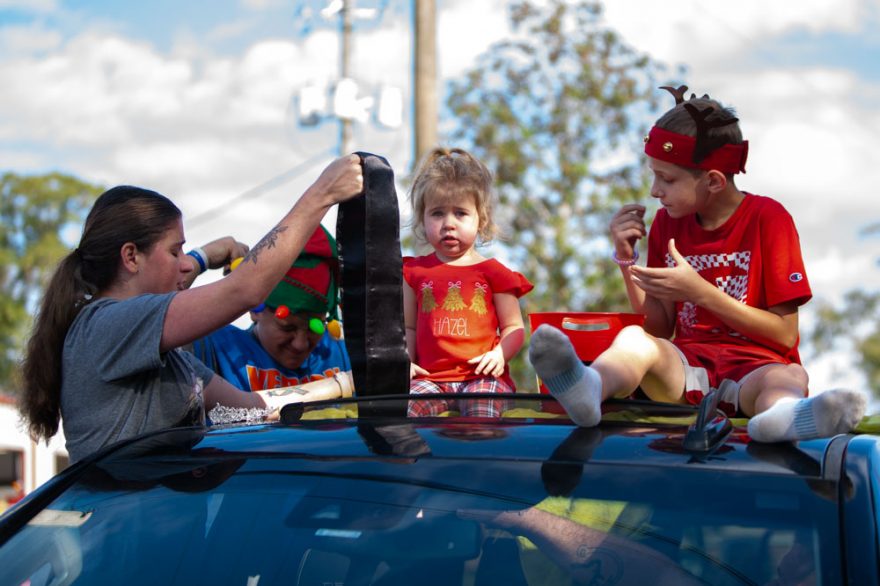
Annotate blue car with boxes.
[1,393,877,585]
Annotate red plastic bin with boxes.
[528,312,645,408]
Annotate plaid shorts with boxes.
[407,377,514,418]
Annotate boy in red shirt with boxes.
[530,85,865,442]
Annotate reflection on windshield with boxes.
[407,392,514,419]
[0,426,837,586]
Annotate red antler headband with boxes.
[644,127,748,174]
[644,85,749,175]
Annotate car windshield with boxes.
[2,419,841,586]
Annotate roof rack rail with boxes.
[683,389,732,453]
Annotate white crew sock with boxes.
[747,388,867,443]
[529,325,603,427]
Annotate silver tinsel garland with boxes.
[208,403,272,425]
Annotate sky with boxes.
[0,0,878,393]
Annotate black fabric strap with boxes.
[337,152,410,399]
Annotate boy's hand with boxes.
[410,362,429,380]
[630,239,710,303]
[609,204,646,260]
[202,236,250,270]
[468,346,505,378]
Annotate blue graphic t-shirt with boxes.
[192,325,350,391]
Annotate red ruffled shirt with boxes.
[404,254,533,386]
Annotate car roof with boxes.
[191,421,827,478]
[93,394,840,482]
[0,393,860,580]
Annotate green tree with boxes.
[0,172,102,392]
[808,290,880,399]
[444,0,667,388]
[806,219,880,400]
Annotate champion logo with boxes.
[789,272,804,283]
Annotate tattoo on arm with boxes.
[243,225,288,265]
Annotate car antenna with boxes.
[683,388,732,454]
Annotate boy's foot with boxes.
[528,325,603,427]
[747,388,867,443]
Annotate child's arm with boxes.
[630,239,800,351]
[205,372,354,423]
[255,372,354,409]
[180,236,250,289]
[610,205,676,338]
[468,293,525,378]
[403,282,429,378]
[204,375,267,411]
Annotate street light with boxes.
[294,79,401,127]
[291,0,400,154]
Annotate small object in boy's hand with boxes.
[275,305,290,319]
[222,256,245,276]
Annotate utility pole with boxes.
[291,2,401,156]
[414,0,437,168]
[340,0,353,155]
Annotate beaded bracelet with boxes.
[612,249,639,267]
[186,247,208,274]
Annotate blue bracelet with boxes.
[186,248,207,273]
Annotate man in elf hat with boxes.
[192,225,350,392]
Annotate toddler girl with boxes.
[404,148,533,417]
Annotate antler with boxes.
[683,104,739,163]
[660,85,689,105]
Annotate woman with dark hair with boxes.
[20,155,362,463]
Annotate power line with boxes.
[187,148,336,228]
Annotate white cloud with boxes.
[351,16,411,86]
[603,0,865,66]
[437,0,511,78]
[0,15,414,262]
[0,23,62,55]
[0,150,44,171]
[806,247,877,301]
[807,347,870,396]
[0,0,57,12]
[204,17,260,46]
[240,0,287,10]
[0,32,204,146]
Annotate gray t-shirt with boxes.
[61,293,215,463]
